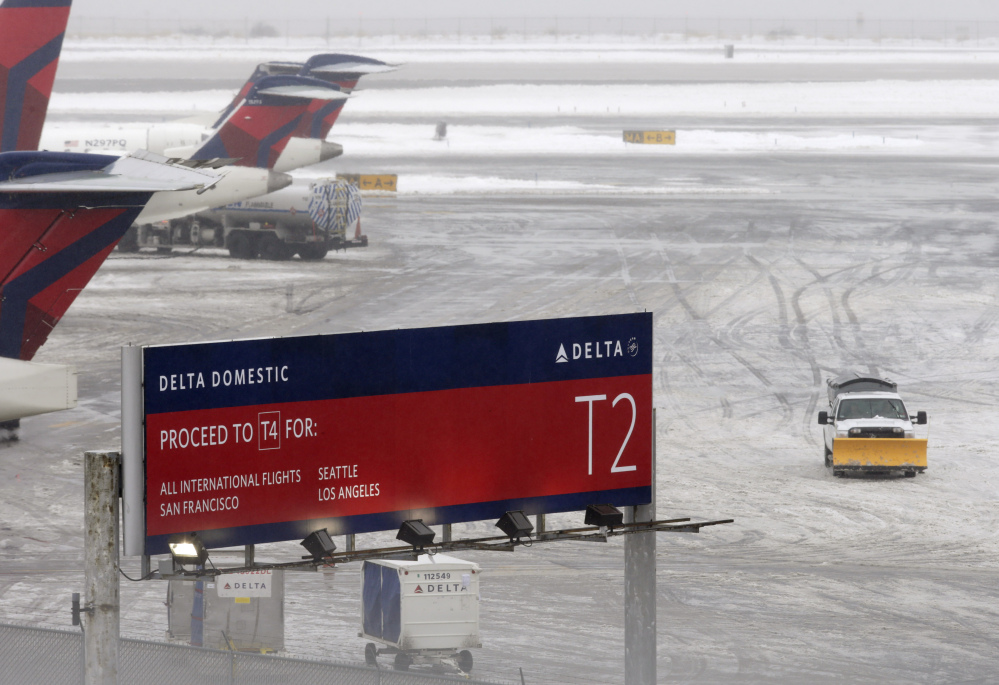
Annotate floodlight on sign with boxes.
[397,519,435,550]
[585,504,624,529]
[495,510,534,541]
[301,528,337,561]
[167,532,208,566]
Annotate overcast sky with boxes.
[70,0,999,21]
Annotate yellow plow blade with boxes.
[832,438,927,469]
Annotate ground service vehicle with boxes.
[818,374,928,477]
[361,555,480,674]
[118,178,365,260]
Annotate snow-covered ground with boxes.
[5,38,999,684]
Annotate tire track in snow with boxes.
[651,234,793,429]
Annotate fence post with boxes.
[84,450,120,685]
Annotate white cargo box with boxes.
[360,554,481,652]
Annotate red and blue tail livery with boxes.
[191,75,347,169]
[213,54,395,138]
[0,0,73,153]
[0,151,218,360]
[213,60,301,130]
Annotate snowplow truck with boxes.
[117,178,365,260]
[817,374,928,477]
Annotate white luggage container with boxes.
[360,554,481,673]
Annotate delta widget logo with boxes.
[628,337,638,357]
[555,338,630,363]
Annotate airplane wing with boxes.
[0,150,220,192]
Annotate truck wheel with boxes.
[393,652,411,671]
[364,642,377,667]
[298,243,328,261]
[259,233,293,261]
[824,446,832,468]
[457,650,473,673]
[227,232,255,259]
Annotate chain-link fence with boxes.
[64,15,999,43]
[1,622,509,685]
[1,622,83,685]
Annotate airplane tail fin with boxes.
[213,60,303,129]
[0,0,73,152]
[0,151,219,360]
[191,75,347,169]
[294,54,397,138]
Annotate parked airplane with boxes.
[42,52,395,165]
[0,0,392,433]
[0,150,224,432]
[0,0,295,433]
[0,0,292,222]
[41,76,348,173]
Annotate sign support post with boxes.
[624,409,656,685]
[84,450,120,685]
[120,345,143,558]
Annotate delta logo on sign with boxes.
[556,337,637,363]
[216,570,273,597]
[138,313,652,555]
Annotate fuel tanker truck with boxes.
[817,374,928,477]
[117,178,365,260]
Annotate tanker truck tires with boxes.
[227,231,257,259]
[259,232,294,261]
[297,243,329,261]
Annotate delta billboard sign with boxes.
[134,313,653,555]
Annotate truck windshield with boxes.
[837,398,908,421]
